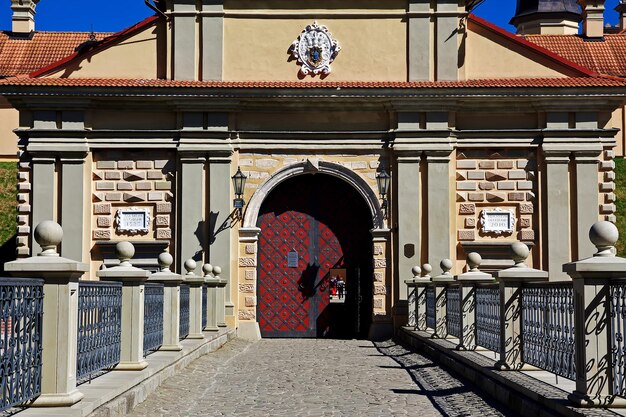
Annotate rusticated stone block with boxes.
[156,202,172,213]
[601,204,616,214]
[104,171,121,180]
[373,298,384,309]
[123,171,146,181]
[518,230,535,241]
[17,193,27,203]
[96,181,115,191]
[369,160,380,169]
[239,284,255,293]
[256,159,278,169]
[239,159,253,167]
[519,203,534,214]
[123,192,146,203]
[17,247,30,256]
[155,160,169,169]
[458,230,475,241]
[245,270,255,281]
[508,192,524,201]
[239,310,256,321]
[97,216,111,227]
[17,204,31,213]
[245,244,256,254]
[479,182,494,191]
[136,161,153,169]
[467,171,485,180]
[457,182,477,191]
[96,160,115,169]
[148,192,163,201]
[156,229,172,239]
[465,218,476,228]
[486,192,505,202]
[352,161,367,170]
[606,150,615,160]
[17,172,29,181]
[374,285,387,295]
[94,203,111,214]
[517,181,533,191]
[135,182,152,191]
[374,259,387,268]
[93,230,111,240]
[486,171,507,181]
[526,192,536,201]
[155,181,171,191]
[508,170,527,180]
[239,257,257,267]
[17,183,31,191]
[497,160,514,169]
[605,172,616,182]
[459,203,475,215]
[519,217,531,228]
[456,171,467,181]
[373,245,384,255]
[497,182,515,190]
[245,297,256,307]
[456,192,467,202]
[93,171,103,181]
[457,160,476,170]
[606,193,616,203]
[606,214,617,223]
[147,170,162,180]
[117,182,133,191]
[156,215,170,226]
[374,272,384,282]
[117,161,134,170]
[468,193,484,202]
[600,160,615,171]
[105,193,121,201]
[600,182,616,192]
[479,161,495,170]
[17,226,30,234]
[17,215,28,225]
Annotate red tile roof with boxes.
[525,34,626,77]
[1,77,624,89]
[0,31,112,78]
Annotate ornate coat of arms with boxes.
[290,22,341,76]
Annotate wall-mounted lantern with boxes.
[232,167,247,217]
[376,168,390,219]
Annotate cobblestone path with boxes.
[127,338,515,417]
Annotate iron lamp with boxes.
[376,168,390,219]
[232,167,247,212]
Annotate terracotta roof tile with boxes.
[525,34,626,77]
[0,32,112,78]
[0,77,624,89]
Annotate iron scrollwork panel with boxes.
[179,285,190,340]
[476,285,501,353]
[143,283,164,357]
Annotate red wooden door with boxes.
[257,176,344,338]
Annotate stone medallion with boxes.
[290,21,341,76]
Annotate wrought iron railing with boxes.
[446,286,461,339]
[202,285,207,330]
[143,283,164,357]
[179,284,190,340]
[426,286,436,330]
[611,283,626,396]
[0,278,44,412]
[522,282,575,380]
[77,280,122,383]
[476,284,501,353]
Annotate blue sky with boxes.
[0,0,621,33]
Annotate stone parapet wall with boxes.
[91,151,175,243]
[455,150,536,243]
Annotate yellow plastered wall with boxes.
[466,21,579,79]
[45,24,159,79]
[0,108,19,159]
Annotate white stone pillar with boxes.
[404,266,420,327]
[203,264,219,332]
[415,264,433,331]
[565,222,626,407]
[178,154,205,273]
[455,253,495,351]
[5,221,88,407]
[97,242,151,371]
[432,259,454,339]
[214,265,227,328]
[150,251,184,351]
[184,259,205,339]
[494,242,548,371]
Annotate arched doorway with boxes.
[256,173,374,338]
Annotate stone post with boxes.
[214,265,228,328]
[149,251,184,351]
[5,221,88,407]
[432,259,455,338]
[97,242,151,371]
[203,264,220,332]
[494,242,548,371]
[564,221,626,407]
[456,253,495,351]
[404,266,420,327]
[415,264,433,331]
[184,259,205,339]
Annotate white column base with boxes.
[29,390,84,407]
[159,344,183,352]
[238,322,261,341]
[187,333,205,340]
[114,360,149,371]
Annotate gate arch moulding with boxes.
[242,160,385,230]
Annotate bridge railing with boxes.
[143,282,164,357]
[0,278,44,412]
[405,221,626,408]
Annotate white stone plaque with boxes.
[480,208,516,235]
[115,208,150,234]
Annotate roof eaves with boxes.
[29,14,161,78]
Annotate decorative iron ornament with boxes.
[77,281,122,384]
[0,278,44,412]
[407,286,416,327]
[143,283,164,357]
[611,284,626,396]
[290,22,341,76]
[202,285,208,330]
[179,285,190,341]
[476,285,501,353]
[522,283,576,380]
[446,286,461,339]
[426,286,436,330]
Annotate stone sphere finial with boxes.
[34,220,63,257]
[411,265,421,278]
[467,252,482,272]
[116,241,135,267]
[440,258,453,275]
[213,265,222,277]
[422,263,433,278]
[203,263,214,277]
[511,242,530,267]
[589,221,619,257]
[158,251,173,272]
[184,259,197,275]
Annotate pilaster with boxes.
[408,1,431,81]
[172,0,197,80]
[31,156,55,254]
[178,153,205,272]
[573,149,602,260]
[426,151,453,268]
[60,155,86,262]
[201,1,224,81]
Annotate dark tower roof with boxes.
[510,0,582,27]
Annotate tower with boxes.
[510,0,581,35]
